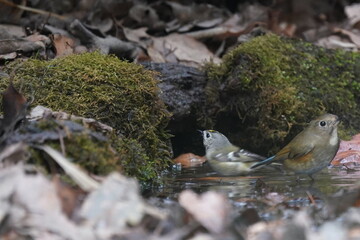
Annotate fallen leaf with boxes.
[39,145,100,192]
[0,83,28,143]
[79,173,147,238]
[0,33,50,57]
[123,27,152,49]
[332,134,360,166]
[173,153,206,167]
[316,35,358,50]
[0,142,28,167]
[188,233,215,240]
[178,190,230,234]
[345,3,360,28]
[128,4,165,31]
[0,51,17,60]
[29,105,114,133]
[2,83,27,124]
[53,175,84,218]
[148,33,221,67]
[25,33,52,46]
[333,27,360,48]
[0,24,26,39]
[0,165,95,239]
[52,34,75,57]
[87,11,114,33]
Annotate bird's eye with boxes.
[319,121,326,127]
[206,132,210,138]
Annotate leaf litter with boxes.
[1,0,358,66]
[1,1,360,239]
[0,84,357,239]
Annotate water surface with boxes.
[151,163,360,219]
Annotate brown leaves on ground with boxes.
[0,145,166,239]
[0,165,95,240]
[313,3,360,50]
[1,1,360,66]
[332,134,360,166]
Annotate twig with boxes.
[306,190,316,205]
[0,0,68,21]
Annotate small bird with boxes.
[201,130,266,176]
[250,113,340,180]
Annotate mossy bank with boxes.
[204,33,360,155]
[2,52,172,181]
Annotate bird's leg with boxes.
[308,174,315,185]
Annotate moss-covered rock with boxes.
[26,118,121,175]
[2,52,172,181]
[204,34,360,155]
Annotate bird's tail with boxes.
[250,156,275,169]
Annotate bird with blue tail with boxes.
[250,113,340,181]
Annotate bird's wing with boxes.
[214,149,265,162]
[287,141,314,160]
[272,135,315,161]
[251,133,315,169]
[233,149,266,162]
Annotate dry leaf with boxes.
[79,173,147,238]
[53,34,75,57]
[173,153,206,168]
[332,134,360,166]
[0,83,28,144]
[333,27,360,48]
[345,3,360,28]
[0,52,17,60]
[123,27,152,49]
[148,33,221,67]
[0,142,28,167]
[317,35,358,50]
[29,105,114,133]
[2,83,27,125]
[0,24,26,39]
[178,190,230,234]
[0,165,95,239]
[39,145,100,192]
[53,175,84,218]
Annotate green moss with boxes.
[34,127,120,174]
[58,133,120,173]
[2,52,172,181]
[204,34,360,154]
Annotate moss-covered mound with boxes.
[3,52,172,181]
[204,34,360,155]
[27,119,122,174]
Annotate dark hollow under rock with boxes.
[142,62,207,156]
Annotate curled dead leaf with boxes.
[0,83,28,144]
[179,190,230,234]
[52,34,75,57]
[332,134,360,166]
[173,153,206,168]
